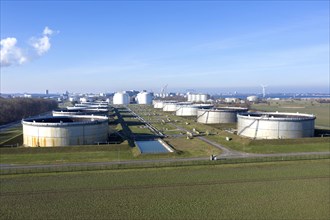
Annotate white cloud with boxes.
[43,26,53,35]
[0,37,28,67]
[31,26,54,55]
[0,26,56,68]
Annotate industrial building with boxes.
[113,92,130,105]
[22,115,109,147]
[197,107,248,124]
[237,112,316,139]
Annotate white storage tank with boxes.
[113,92,130,105]
[247,96,259,102]
[199,94,209,102]
[163,102,178,112]
[237,112,316,139]
[136,92,153,104]
[153,100,165,109]
[197,107,248,124]
[22,115,109,147]
[176,104,214,116]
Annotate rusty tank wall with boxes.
[237,112,315,139]
[22,115,109,147]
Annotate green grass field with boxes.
[0,126,23,146]
[1,160,329,219]
[252,100,330,129]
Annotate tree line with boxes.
[0,98,58,125]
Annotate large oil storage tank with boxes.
[136,92,153,104]
[153,100,164,109]
[176,104,214,116]
[237,112,316,139]
[22,115,109,147]
[247,96,259,102]
[197,107,248,124]
[163,102,179,112]
[113,92,130,105]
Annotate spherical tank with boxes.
[113,92,130,105]
[197,107,248,124]
[22,115,109,147]
[237,112,315,139]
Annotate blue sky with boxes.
[1,1,329,94]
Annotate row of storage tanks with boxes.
[22,101,110,147]
[113,91,153,105]
[153,100,316,139]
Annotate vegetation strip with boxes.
[1,175,328,197]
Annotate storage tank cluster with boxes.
[187,93,209,103]
[22,115,109,147]
[136,91,153,104]
[113,92,130,105]
[153,99,317,140]
[197,107,248,124]
[237,112,316,139]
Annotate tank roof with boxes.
[238,112,316,120]
[22,115,108,126]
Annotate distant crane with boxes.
[161,84,168,98]
[261,84,268,98]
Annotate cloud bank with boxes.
[0,27,56,67]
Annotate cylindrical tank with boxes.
[153,100,165,109]
[187,94,193,102]
[176,105,198,116]
[199,94,208,102]
[22,115,109,147]
[237,112,316,139]
[163,102,178,112]
[176,104,213,116]
[113,92,130,105]
[247,96,259,102]
[197,107,248,124]
[136,92,153,104]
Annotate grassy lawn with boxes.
[252,101,330,129]
[0,144,135,165]
[0,126,23,146]
[1,160,329,220]
[164,136,221,157]
[207,134,330,154]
